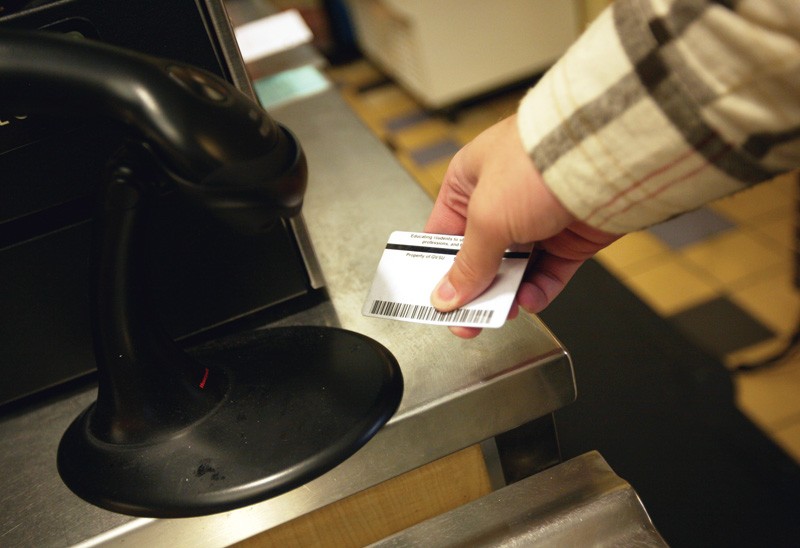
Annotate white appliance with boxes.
[345,0,581,109]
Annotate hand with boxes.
[424,114,619,338]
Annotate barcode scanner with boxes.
[0,29,401,517]
[0,29,306,227]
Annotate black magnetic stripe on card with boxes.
[386,243,530,259]
[386,243,458,255]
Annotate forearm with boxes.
[518,0,800,234]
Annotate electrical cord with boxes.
[733,314,800,373]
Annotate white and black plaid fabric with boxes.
[518,0,800,233]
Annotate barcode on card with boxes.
[369,300,495,325]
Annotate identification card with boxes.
[362,231,533,329]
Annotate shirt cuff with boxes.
[516,2,757,234]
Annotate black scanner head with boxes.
[0,29,307,228]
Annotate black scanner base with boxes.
[58,326,403,518]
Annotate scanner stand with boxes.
[56,145,403,518]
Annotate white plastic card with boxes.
[362,231,532,329]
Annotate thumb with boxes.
[430,224,509,312]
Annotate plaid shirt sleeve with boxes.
[517,0,800,234]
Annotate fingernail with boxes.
[433,277,457,308]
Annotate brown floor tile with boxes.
[325,58,383,88]
[595,230,672,278]
[359,84,421,116]
[449,108,504,143]
[772,420,800,464]
[752,211,795,252]
[621,257,722,316]
[421,157,452,199]
[734,358,800,431]
[766,170,798,195]
[482,90,526,119]
[710,173,796,224]
[681,229,788,287]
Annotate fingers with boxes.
[423,184,469,235]
[515,252,587,313]
[422,114,587,337]
[431,219,509,311]
[424,148,474,236]
[444,293,520,340]
[448,325,483,339]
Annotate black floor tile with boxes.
[668,296,776,359]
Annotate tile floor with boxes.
[324,58,800,464]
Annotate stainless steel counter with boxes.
[372,451,667,547]
[0,87,575,547]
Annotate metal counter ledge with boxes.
[0,87,575,547]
